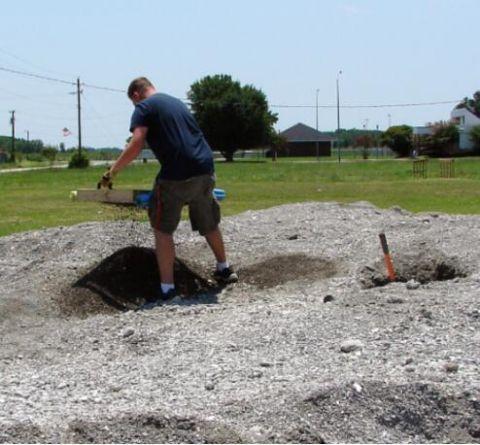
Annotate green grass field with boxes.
[1,157,479,237]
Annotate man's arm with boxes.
[109,126,148,176]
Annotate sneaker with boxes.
[138,288,176,310]
[213,267,238,284]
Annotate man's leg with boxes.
[205,227,238,283]
[204,227,227,263]
[154,229,175,286]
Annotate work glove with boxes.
[97,170,114,189]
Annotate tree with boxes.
[269,131,289,160]
[59,142,66,153]
[188,74,278,161]
[353,134,374,159]
[459,91,480,117]
[41,146,58,166]
[381,125,412,157]
[415,121,459,157]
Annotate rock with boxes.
[249,370,263,379]
[205,382,215,391]
[340,339,363,353]
[352,382,362,393]
[288,234,299,240]
[468,423,480,438]
[387,296,404,304]
[58,382,68,389]
[420,309,433,319]
[444,362,459,373]
[323,295,335,303]
[406,280,420,290]
[122,328,135,338]
[404,357,414,366]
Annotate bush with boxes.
[415,121,459,157]
[354,135,374,160]
[68,151,90,169]
[381,125,412,157]
[41,146,58,166]
[26,153,45,162]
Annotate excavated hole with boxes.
[61,413,244,444]
[302,382,480,443]
[359,249,467,288]
[240,253,338,289]
[58,246,214,317]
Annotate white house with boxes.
[451,106,480,150]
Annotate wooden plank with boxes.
[72,189,150,205]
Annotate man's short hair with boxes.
[127,77,154,98]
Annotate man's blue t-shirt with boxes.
[130,93,214,181]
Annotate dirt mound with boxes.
[301,382,480,443]
[359,248,467,288]
[240,254,338,289]
[57,246,214,316]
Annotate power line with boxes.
[0,47,75,79]
[270,100,461,109]
[82,82,126,93]
[0,64,462,109]
[0,65,75,86]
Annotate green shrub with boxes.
[41,147,58,166]
[68,151,90,169]
[26,153,45,162]
[381,125,412,157]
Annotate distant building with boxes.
[412,126,433,136]
[451,105,480,150]
[137,149,156,162]
[279,123,336,157]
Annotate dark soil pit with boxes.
[57,246,214,317]
[359,249,467,288]
[240,254,338,289]
[301,382,480,443]
[62,412,244,444]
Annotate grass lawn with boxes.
[1,157,480,237]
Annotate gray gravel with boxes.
[1,201,480,443]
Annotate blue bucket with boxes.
[135,188,226,207]
[213,188,226,201]
[135,191,152,208]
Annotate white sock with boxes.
[161,283,175,293]
[216,261,229,271]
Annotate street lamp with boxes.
[336,70,342,163]
[316,88,319,160]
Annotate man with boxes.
[99,77,237,306]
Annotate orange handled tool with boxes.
[379,233,396,282]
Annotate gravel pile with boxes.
[1,201,480,443]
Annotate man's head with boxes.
[127,77,156,104]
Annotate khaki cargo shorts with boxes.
[148,174,221,235]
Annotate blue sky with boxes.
[0,0,478,148]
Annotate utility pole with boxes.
[387,113,392,128]
[9,110,15,163]
[25,130,29,143]
[315,89,319,160]
[336,70,342,163]
[76,77,82,156]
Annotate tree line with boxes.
[2,79,479,165]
